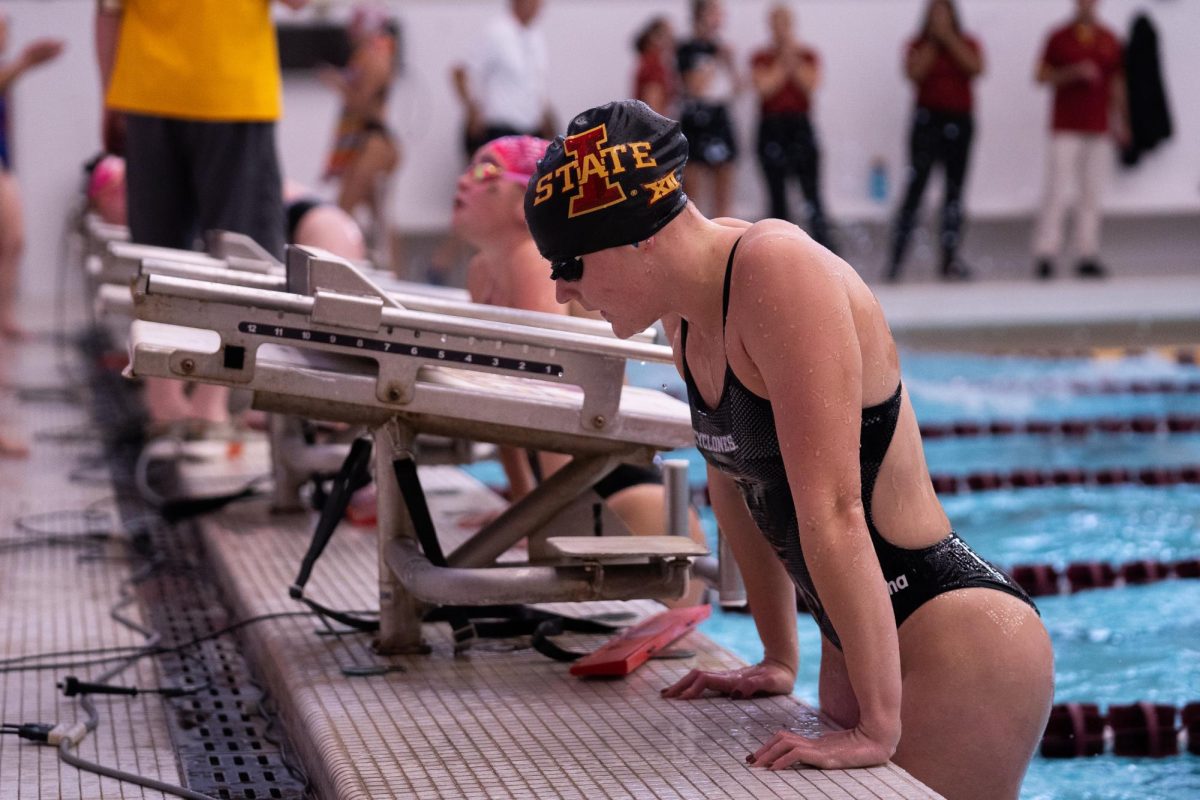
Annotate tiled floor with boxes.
[0,337,179,799]
[1,326,941,799]
[200,472,941,799]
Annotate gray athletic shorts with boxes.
[123,113,284,259]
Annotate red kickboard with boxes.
[570,605,712,677]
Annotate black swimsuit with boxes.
[682,238,1035,649]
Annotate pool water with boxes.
[471,351,1200,798]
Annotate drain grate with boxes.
[136,546,310,800]
[89,334,311,800]
[107,503,312,800]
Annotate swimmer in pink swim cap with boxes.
[453,134,708,605]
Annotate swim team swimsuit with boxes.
[682,237,1035,649]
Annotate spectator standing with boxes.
[1031,0,1127,280]
[95,0,309,430]
[887,0,983,282]
[632,17,679,117]
[321,5,401,266]
[677,0,739,219]
[749,4,836,252]
[0,12,63,342]
[0,13,62,459]
[452,0,553,160]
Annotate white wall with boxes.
[4,0,1198,299]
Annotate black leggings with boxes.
[756,112,834,251]
[888,108,974,279]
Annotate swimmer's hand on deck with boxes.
[746,724,897,771]
[660,659,794,701]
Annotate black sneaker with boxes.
[1076,259,1108,278]
[1035,259,1055,280]
[941,259,972,281]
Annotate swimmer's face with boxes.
[451,148,527,245]
[554,242,658,339]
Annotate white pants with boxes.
[1032,132,1110,261]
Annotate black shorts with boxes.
[593,463,662,500]
[123,113,284,259]
[679,101,738,166]
[284,196,326,244]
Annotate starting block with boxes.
[126,245,707,653]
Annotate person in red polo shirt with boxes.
[632,16,679,117]
[749,4,836,252]
[886,0,982,282]
[1032,0,1127,280]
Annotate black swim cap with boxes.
[524,99,689,277]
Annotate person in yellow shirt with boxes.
[94,0,309,429]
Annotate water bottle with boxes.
[869,157,890,204]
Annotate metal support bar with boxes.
[372,418,429,654]
[447,453,624,569]
[662,459,690,537]
[717,529,747,608]
[268,414,355,512]
[385,537,690,606]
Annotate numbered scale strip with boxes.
[237,321,565,377]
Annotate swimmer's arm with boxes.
[707,466,799,677]
[737,237,901,752]
[94,0,121,93]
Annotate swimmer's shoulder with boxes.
[710,216,753,231]
[726,220,850,319]
[735,219,826,273]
